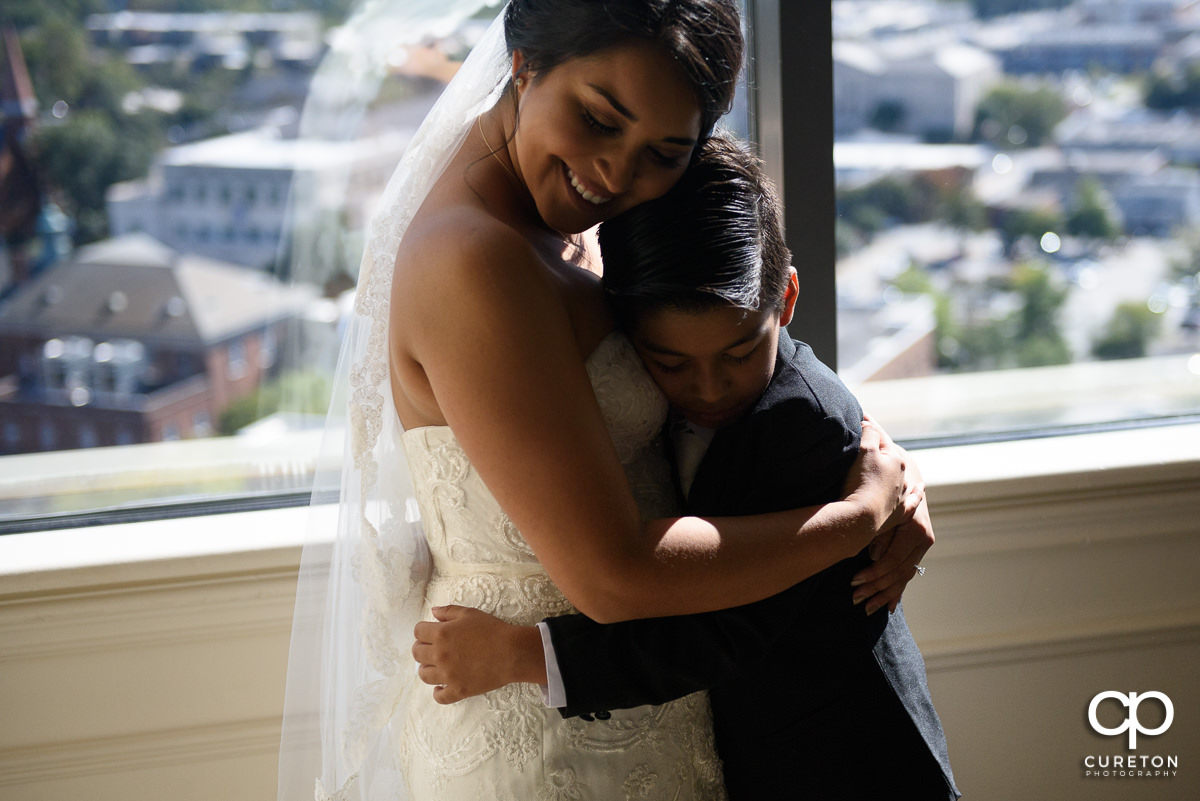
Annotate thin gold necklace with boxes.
[477,116,519,184]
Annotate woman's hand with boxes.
[839,418,908,539]
[412,606,547,704]
[849,414,935,615]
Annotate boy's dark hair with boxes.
[598,133,791,327]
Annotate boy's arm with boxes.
[412,584,819,711]
[412,606,547,705]
[546,582,820,717]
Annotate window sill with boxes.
[2,424,1197,800]
[2,422,1197,588]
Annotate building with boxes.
[995,25,1162,74]
[0,234,313,454]
[834,39,1001,140]
[1110,166,1200,234]
[1075,0,1198,26]
[106,127,411,271]
[85,11,323,73]
[1057,108,1200,165]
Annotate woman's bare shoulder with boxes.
[392,200,571,346]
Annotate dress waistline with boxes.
[430,561,547,580]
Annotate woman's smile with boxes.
[567,167,612,205]
[508,39,702,233]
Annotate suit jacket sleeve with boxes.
[548,409,861,718]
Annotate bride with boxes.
[279,2,930,799]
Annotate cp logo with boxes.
[1088,691,1174,749]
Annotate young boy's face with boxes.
[631,304,785,430]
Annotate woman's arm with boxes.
[394,223,905,623]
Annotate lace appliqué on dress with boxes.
[392,331,727,800]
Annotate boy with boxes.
[414,136,959,799]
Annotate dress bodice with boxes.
[399,331,676,623]
[393,331,724,801]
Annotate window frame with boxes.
[749,0,839,367]
[3,2,1197,535]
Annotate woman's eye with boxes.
[649,149,686,169]
[582,108,620,136]
[654,361,686,374]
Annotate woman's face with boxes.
[509,41,703,234]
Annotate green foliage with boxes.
[939,184,987,232]
[973,82,1067,148]
[1066,180,1120,240]
[1092,302,1161,360]
[1168,230,1200,285]
[999,205,1063,256]
[932,263,1072,371]
[837,175,942,236]
[1144,64,1200,111]
[2,0,106,28]
[30,105,163,243]
[969,0,1072,19]
[218,369,332,435]
[18,17,89,104]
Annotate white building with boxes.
[107,128,411,271]
[834,39,1001,140]
[1110,167,1200,235]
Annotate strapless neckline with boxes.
[399,329,626,438]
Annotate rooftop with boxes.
[0,234,313,346]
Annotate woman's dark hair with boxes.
[504,0,743,139]
[598,133,791,326]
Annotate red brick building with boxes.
[0,234,311,454]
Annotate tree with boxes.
[218,369,332,435]
[1011,264,1071,367]
[999,206,1063,257]
[1093,302,1161,360]
[31,108,162,243]
[1066,180,1120,241]
[973,82,1067,148]
[1144,64,1200,111]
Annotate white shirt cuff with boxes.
[536,621,568,708]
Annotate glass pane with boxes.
[832,0,1200,443]
[0,2,505,524]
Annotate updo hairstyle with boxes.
[503,0,744,140]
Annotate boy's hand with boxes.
[412,605,547,704]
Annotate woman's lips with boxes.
[566,167,612,205]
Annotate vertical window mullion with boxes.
[749,0,838,368]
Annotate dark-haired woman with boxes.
[282,2,933,799]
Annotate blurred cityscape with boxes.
[2,0,1200,457]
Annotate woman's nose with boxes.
[595,149,636,195]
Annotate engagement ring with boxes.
[915,565,926,576]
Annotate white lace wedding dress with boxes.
[395,331,726,800]
[279,9,727,800]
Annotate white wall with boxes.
[2,426,1198,800]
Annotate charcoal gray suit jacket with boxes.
[545,336,960,799]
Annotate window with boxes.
[2,1,1194,532]
[758,1,1200,445]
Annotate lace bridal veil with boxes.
[277,3,508,799]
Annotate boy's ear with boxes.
[779,266,799,327]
